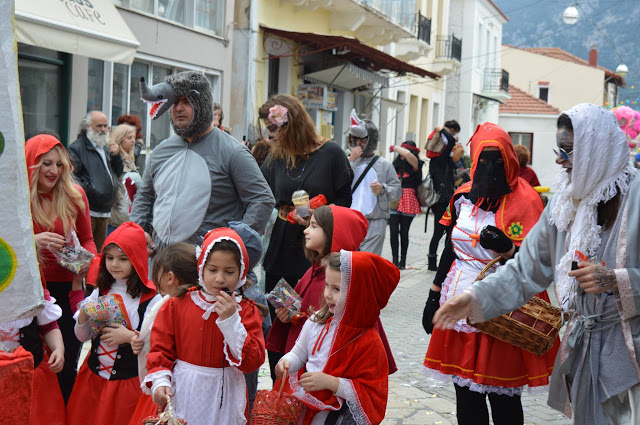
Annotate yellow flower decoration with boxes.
[508,222,524,237]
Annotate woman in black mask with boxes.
[421,123,559,425]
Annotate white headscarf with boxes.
[550,103,636,310]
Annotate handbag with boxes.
[416,173,439,208]
[468,257,567,356]
[142,395,186,425]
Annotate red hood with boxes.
[440,122,543,245]
[335,250,399,329]
[329,206,368,252]
[24,135,66,185]
[86,222,156,298]
[468,122,520,190]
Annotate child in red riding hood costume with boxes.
[276,250,399,424]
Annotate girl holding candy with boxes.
[66,222,161,425]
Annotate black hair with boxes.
[557,114,573,130]
[444,120,461,133]
[95,243,150,299]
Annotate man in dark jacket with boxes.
[68,111,123,250]
[428,120,463,270]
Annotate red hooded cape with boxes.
[86,222,156,303]
[291,251,400,425]
[25,134,97,283]
[266,206,368,353]
[439,122,543,245]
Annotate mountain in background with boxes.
[493,0,640,110]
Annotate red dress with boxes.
[424,122,559,394]
[66,223,158,425]
[135,290,265,425]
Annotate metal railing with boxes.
[483,68,509,93]
[359,0,416,32]
[436,35,462,61]
[416,12,431,44]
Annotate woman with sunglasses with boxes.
[258,94,353,382]
[434,104,640,425]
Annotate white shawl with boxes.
[549,103,636,310]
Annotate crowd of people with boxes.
[5,66,640,425]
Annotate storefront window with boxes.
[17,44,67,142]
[195,0,222,34]
[130,0,153,13]
[129,62,149,140]
[87,58,104,113]
[150,65,173,149]
[111,63,129,126]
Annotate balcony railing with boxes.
[359,0,416,31]
[436,35,462,61]
[483,68,509,93]
[416,12,431,44]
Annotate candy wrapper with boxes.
[266,278,302,313]
[79,294,132,339]
[50,230,94,274]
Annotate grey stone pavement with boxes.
[256,211,573,425]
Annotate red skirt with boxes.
[32,352,66,425]
[66,361,143,425]
[397,188,422,215]
[128,394,158,425]
[0,346,33,424]
[424,291,559,391]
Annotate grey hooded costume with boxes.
[130,71,275,252]
[349,117,401,255]
[466,104,640,424]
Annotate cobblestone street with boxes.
[254,211,573,424]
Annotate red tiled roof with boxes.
[505,45,625,87]
[487,0,509,21]
[500,85,561,115]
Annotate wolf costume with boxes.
[348,110,401,255]
[131,71,275,253]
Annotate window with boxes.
[510,132,533,164]
[485,29,490,69]
[125,0,224,35]
[267,57,280,98]
[538,83,550,103]
[111,63,130,126]
[477,23,483,68]
[87,58,104,112]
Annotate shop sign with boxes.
[298,84,338,111]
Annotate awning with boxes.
[15,0,139,65]
[305,64,388,90]
[261,26,440,80]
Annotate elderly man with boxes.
[348,110,401,255]
[69,111,123,250]
[433,104,640,425]
[131,71,274,256]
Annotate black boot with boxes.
[428,254,437,271]
[399,258,406,270]
[392,256,399,268]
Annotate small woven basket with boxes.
[250,368,305,425]
[468,257,567,357]
[142,395,187,425]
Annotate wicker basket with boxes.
[250,368,305,425]
[142,395,186,425]
[468,257,567,357]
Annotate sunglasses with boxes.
[553,147,573,161]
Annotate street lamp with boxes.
[616,63,628,77]
[562,6,579,25]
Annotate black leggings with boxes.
[429,201,449,255]
[454,384,524,425]
[388,213,414,261]
[48,281,82,404]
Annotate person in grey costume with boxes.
[228,221,271,415]
[433,103,640,425]
[347,110,401,256]
[130,71,275,256]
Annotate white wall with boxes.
[499,113,559,188]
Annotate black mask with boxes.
[469,151,511,199]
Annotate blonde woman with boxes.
[108,124,141,231]
[25,134,97,403]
